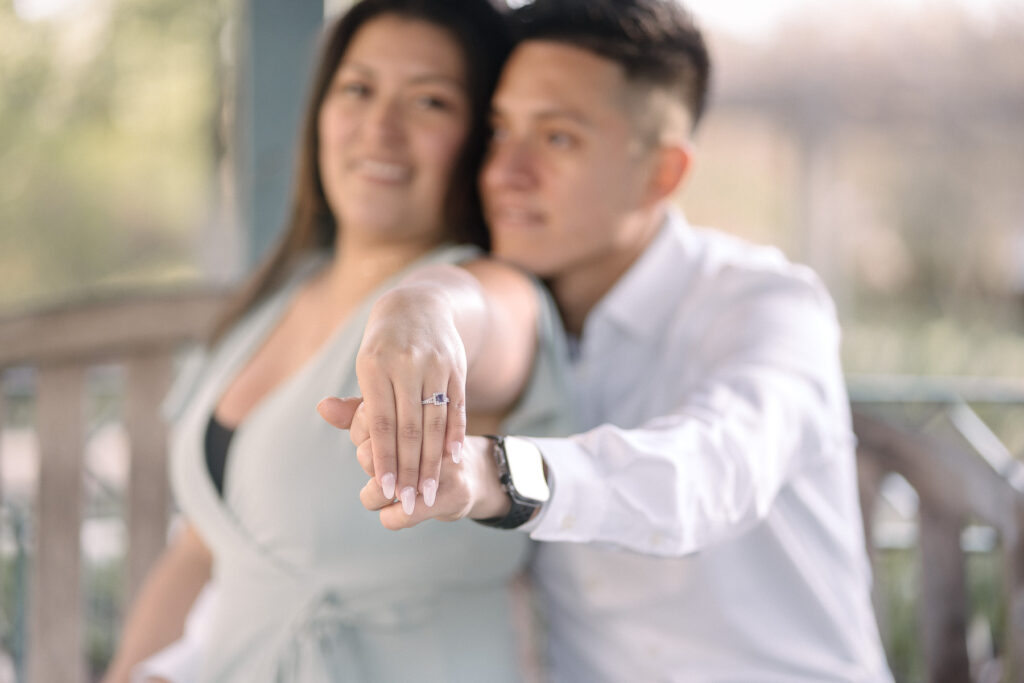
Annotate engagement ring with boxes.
[421,392,450,406]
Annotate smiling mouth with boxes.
[490,206,544,228]
[355,159,412,183]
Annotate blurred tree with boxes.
[0,0,226,311]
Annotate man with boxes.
[324,0,892,680]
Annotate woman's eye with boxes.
[415,95,451,111]
[337,81,370,98]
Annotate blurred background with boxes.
[1,0,1022,680]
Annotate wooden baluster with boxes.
[1006,501,1024,682]
[856,450,887,636]
[124,351,173,606]
[918,502,970,683]
[30,364,86,683]
[0,370,6,513]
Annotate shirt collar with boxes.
[584,208,697,344]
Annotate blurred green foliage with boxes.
[0,0,225,311]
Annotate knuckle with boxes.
[395,346,422,367]
[399,464,421,479]
[370,415,396,436]
[399,423,423,442]
[425,414,446,434]
[356,351,383,373]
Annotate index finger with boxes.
[350,401,370,446]
[357,369,399,501]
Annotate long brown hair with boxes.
[212,0,512,342]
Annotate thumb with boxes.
[317,396,363,430]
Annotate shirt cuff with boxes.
[518,436,607,543]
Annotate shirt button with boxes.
[560,514,576,530]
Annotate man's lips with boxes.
[487,204,545,228]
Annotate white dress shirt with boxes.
[522,211,892,682]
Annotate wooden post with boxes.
[917,502,970,683]
[235,0,322,265]
[124,352,174,605]
[30,364,86,683]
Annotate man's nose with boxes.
[483,138,535,191]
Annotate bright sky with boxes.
[15,0,1024,35]
[685,0,1021,40]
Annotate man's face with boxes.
[480,41,658,281]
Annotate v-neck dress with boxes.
[164,244,575,682]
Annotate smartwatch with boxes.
[474,435,550,529]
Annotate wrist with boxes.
[466,436,511,519]
[472,436,550,529]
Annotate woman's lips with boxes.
[353,158,412,183]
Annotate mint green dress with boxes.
[165,245,573,682]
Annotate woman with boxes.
[102,1,572,680]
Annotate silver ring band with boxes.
[421,392,450,406]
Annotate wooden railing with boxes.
[852,380,1024,683]
[1,294,1023,682]
[0,290,227,683]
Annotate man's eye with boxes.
[546,131,575,148]
[490,125,509,143]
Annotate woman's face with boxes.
[318,15,471,246]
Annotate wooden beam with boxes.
[0,289,227,368]
[851,408,1015,527]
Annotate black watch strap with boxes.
[475,503,538,529]
[473,436,541,530]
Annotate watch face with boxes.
[503,437,550,503]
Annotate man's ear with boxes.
[643,141,693,207]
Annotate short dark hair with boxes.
[511,0,711,131]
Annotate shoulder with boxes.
[459,257,542,313]
[685,225,835,316]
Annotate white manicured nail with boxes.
[423,479,438,507]
[400,486,416,516]
[381,473,396,500]
[450,441,462,464]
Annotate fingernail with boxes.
[400,486,416,515]
[381,473,396,500]
[422,479,438,507]
[450,441,462,464]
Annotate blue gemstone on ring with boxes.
[423,392,450,406]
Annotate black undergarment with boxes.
[204,414,236,496]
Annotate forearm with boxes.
[367,261,539,412]
[103,524,212,683]
[525,371,847,555]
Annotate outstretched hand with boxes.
[354,288,470,517]
[317,396,510,530]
